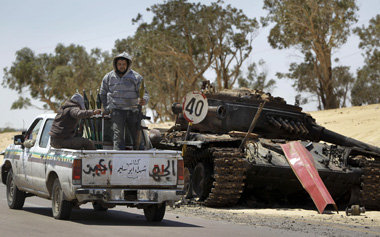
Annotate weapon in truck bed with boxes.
[134,79,150,150]
[83,90,96,141]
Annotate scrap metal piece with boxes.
[280,141,338,214]
[346,205,365,216]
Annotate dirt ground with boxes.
[1,104,379,236]
[167,205,380,236]
[0,131,18,152]
[308,103,380,147]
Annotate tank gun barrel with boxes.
[313,125,380,154]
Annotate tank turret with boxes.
[172,88,380,155]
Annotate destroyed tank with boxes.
[156,85,380,209]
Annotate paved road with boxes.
[0,185,305,237]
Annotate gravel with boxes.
[167,203,380,237]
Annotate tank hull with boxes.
[160,88,380,209]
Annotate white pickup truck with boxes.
[1,114,184,222]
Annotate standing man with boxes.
[49,93,102,150]
[100,52,149,150]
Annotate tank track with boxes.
[360,158,380,209]
[203,147,248,207]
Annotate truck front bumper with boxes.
[75,188,185,204]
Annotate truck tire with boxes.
[51,179,72,220]
[6,170,26,209]
[143,203,166,222]
[92,201,108,211]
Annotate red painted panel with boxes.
[280,141,337,214]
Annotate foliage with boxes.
[2,44,112,112]
[262,0,358,109]
[114,0,258,121]
[0,127,18,133]
[206,1,259,89]
[351,15,380,106]
[277,54,354,109]
[332,66,355,107]
[238,59,276,92]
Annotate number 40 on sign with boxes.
[182,91,209,124]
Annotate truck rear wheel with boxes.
[143,203,166,222]
[6,170,26,209]
[51,179,72,220]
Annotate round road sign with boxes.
[182,91,208,124]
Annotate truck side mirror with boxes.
[23,139,36,148]
[14,135,24,145]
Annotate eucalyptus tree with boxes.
[238,59,276,92]
[114,0,258,120]
[3,44,111,112]
[262,0,358,109]
[351,15,380,106]
[277,55,354,109]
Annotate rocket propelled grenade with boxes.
[134,79,147,150]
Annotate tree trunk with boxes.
[322,63,338,109]
[316,48,338,110]
[223,68,229,89]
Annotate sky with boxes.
[0,0,379,129]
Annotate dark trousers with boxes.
[111,109,140,150]
[51,137,96,150]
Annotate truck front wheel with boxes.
[143,203,166,222]
[6,169,26,209]
[51,179,72,220]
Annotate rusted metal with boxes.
[280,141,338,214]
[346,205,365,216]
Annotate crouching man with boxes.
[49,93,102,150]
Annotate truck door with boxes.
[31,119,53,193]
[18,118,43,189]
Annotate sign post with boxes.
[181,91,209,156]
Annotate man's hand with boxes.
[103,109,111,115]
[93,109,102,115]
[138,98,147,106]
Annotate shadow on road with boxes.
[22,207,201,228]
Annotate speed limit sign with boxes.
[182,91,209,124]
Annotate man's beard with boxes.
[116,68,127,75]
